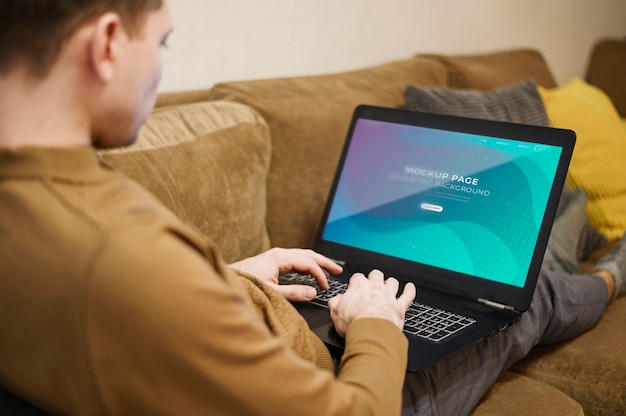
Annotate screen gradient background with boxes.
[323,119,562,288]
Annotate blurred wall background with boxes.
[160,0,626,92]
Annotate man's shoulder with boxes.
[1,158,218,292]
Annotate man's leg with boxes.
[401,269,608,416]
[542,188,588,274]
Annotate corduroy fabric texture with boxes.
[99,101,272,262]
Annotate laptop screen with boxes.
[322,118,563,288]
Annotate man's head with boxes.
[0,0,173,148]
[0,0,164,78]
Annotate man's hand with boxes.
[327,269,416,337]
[229,248,343,302]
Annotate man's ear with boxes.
[88,13,125,83]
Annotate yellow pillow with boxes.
[539,78,626,240]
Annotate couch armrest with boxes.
[586,38,626,117]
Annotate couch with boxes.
[104,40,625,415]
[3,40,624,415]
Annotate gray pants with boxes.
[402,269,608,416]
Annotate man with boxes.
[0,1,623,415]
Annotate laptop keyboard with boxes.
[279,272,476,343]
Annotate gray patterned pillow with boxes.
[404,78,550,126]
[403,79,607,261]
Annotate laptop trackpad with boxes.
[293,302,333,329]
[312,321,345,348]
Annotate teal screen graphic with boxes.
[323,119,562,287]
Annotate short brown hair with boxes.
[0,0,163,77]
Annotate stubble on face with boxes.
[92,2,172,149]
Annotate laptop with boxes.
[281,104,575,371]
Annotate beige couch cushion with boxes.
[511,295,626,416]
[471,372,583,416]
[99,101,272,263]
[210,57,448,248]
[421,49,558,90]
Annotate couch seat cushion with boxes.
[511,294,626,416]
[99,101,272,262]
[470,372,583,416]
[211,57,448,248]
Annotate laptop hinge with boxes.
[478,298,515,311]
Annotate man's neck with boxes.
[0,68,91,149]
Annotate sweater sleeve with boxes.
[87,223,408,416]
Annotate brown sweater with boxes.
[0,146,408,415]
